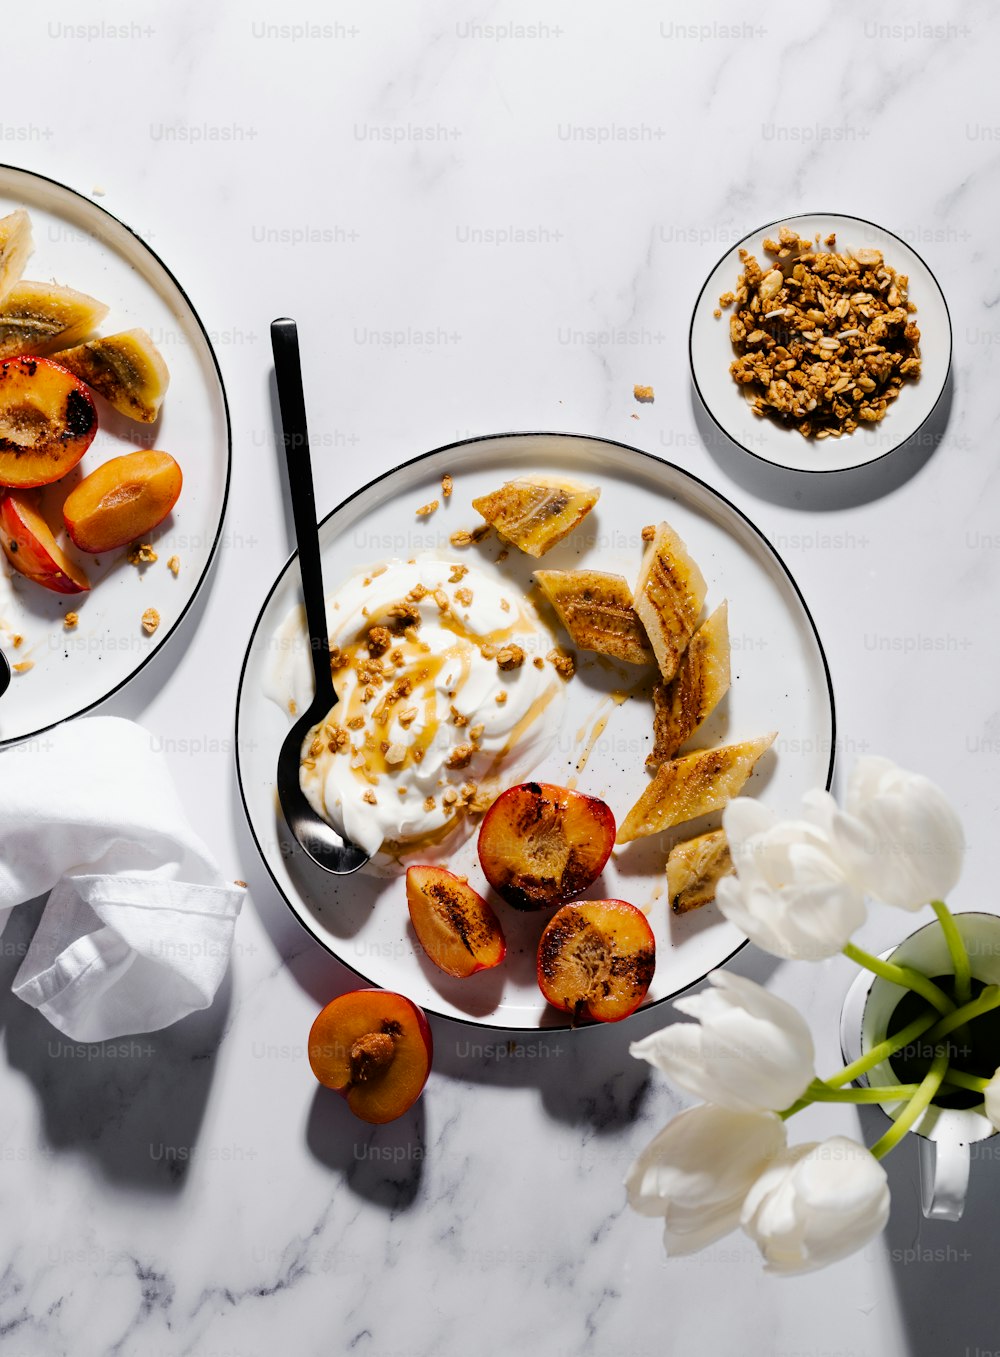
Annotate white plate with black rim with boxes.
[0,164,230,747]
[236,432,835,1031]
[690,212,952,475]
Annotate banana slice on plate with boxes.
[57,328,170,424]
[648,602,731,767]
[0,210,32,304]
[472,476,599,557]
[0,280,108,359]
[634,520,707,683]
[666,828,733,914]
[617,732,775,843]
[533,568,653,665]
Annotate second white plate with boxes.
[690,212,952,474]
[236,432,835,1030]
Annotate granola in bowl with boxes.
[718,224,921,439]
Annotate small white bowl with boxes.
[689,213,952,474]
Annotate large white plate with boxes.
[0,165,230,746]
[690,213,952,474]
[236,433,835,1031]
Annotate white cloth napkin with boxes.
[0,716,245,1042]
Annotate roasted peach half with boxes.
[0,491,89,594]
[0,355,97,488]
[477,781,615,910]
[308,989,432,1124]
[63,449,182,553]
[537,900,655,1024]
[406,865,506,979]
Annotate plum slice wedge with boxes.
[0,355,97,488]
[537,899,655,1023]
[0,491,89,594]
[308,989,432,1124]
[63,449,182,553]
[406,865,506,979]
[477,781,616,910]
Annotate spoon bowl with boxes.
[270,317,370,876]
[0,649,9,699]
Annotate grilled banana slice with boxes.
[0,280,108,359]
[534,568,653,665]
[634,520,707,682]
[57,328,170,424]
[617,732,775,843]
[667,829,733,914]
[0,210,32,303]
[472,476,599,557]
[647,602,731,767]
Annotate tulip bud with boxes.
[630,971,814,1112]
[626,1104,786,1255]
[740,1136,890,1273]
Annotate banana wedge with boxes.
[667,829,733,914]
[534,568,653,665]
[617,732,775,843]
[647,602,731,767]
[0,280,108,359]
[634,520,707,682]
[57,328,170,424]
[472,476,599,557]
[0,210,32,303]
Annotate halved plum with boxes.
[63,449,182,553]
[0,355,97,488]
[406,865,506,978]
[477,781,615,910]
[308,989,432,1124]
[0,491,89,594]
[537,900,655,1023]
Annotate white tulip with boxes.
[984,1069,1000,1131]
[715,793,867,961]
[831,756,965,911]
[626,1104,786,1255]
[740,1136,890,1274]
[630,971,814,1113]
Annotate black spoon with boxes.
[0,648,9,698]
[270,318,369,875]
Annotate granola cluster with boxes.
[719,226,921,439]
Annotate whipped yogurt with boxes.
[265,556,567,869]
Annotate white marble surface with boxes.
[1,2,998,1354]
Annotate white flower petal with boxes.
[741,1136,890,1275]
[626,1105,786,1254]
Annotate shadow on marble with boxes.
[229,776,360,1007]
[0,899,229,1193]
[844,1101,1000,1356]
[691,368,954,512]
[306,1085,425,1212]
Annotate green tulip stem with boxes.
[843,942,955,1016]
[932,899,972,1007]
[870,1051,950,1160]
[823,1010,940,1091]
[941,1070,990,1094]
[805,1079,920,1104]
[926,985,1000,1043]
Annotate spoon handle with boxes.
[270,318,335,708]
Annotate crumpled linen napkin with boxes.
[0,716,245,1042]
